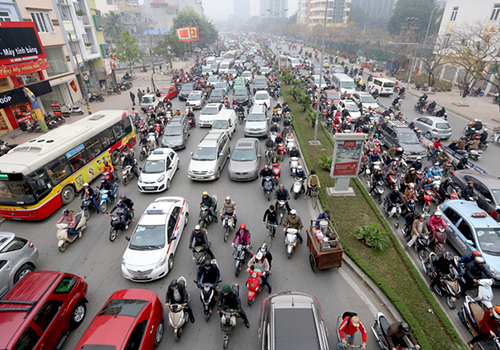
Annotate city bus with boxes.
[0,110,136,221]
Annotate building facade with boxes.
[297,0,350,26]
[140,0,204,32]
[349,0,395,16]
[260,0,289,18]
[234,0,250,20]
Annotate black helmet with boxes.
[62,209,69,216]
[204,260,212,268]
[401,322,410,334]
[170,279,178,288]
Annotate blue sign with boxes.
[65,143,84,159]
[265,41,271,47]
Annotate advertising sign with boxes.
[175,26,199,44]
[0,80,52,109]
[50,102,62,116]
[330,137,365,179]
[0,60,49,79]
[0,22,46,65]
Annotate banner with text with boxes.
[0,59,49,79]
[331,139,364,178]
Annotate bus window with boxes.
[84,136,103,161]
[121,117,133,135]
[45,156,70,185]
[100,129,116,149]
[112,122,125,141]
[27,169,50,199]
[0,181,35,205]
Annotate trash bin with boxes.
[18,121,27,131]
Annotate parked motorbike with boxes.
[272,163,281,186]
[284,227,299,259]
[122,159,137,186]
[234,244,251,277]
[106,86,122,95]
[422,253,461,309]
[246,268,265,306]
[98,185,119,213]
[89,92,105,102]
[108,209,134,242]
[168,276,189,341]
[199,195,217,228]
[194,280,218,321]
[192,244,210,265]
[371,312,413,350]
[56,211,87,252]
[220,285,240,349]
[289,157,299,176]
[291,176,304,199]
[66,104,84,115]
[222,214,234,242]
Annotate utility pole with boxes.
[68,33,91,115]
[314,0,328,142]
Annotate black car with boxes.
[209,88,226,103]
[233,88,249,105]
[161,119,189,150]
[179,83,195,101]
[378,120,427,161]
[253,76,268,94]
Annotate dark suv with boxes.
[379,120,427,161]
[179,83,195,101]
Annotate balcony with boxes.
[77,14,92,26]
[85,44,98,55]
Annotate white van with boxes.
[367,77,395,96]
[331,73,356,95]
[211,109,237,139]
[219,59,234,74]
[206,56,216,66]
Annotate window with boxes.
[30,12,55,33]
[0,260,7,269]
[443,207,461,226]
[59,5,71,22]
[0,11,11,21]
[54,277,77,293]
[33,301,62,331]
[26,169,50,199]
[45,155,70,185]
[167,206,180,239]
[475,181,493,201]
[125,320,147,350]
[106,0,113,4]
[457,221,474,241]
[450,7,458,22]
[491,4,500,21]
[15,72,41,87]
[14,326,40,350]
[0,237,27,253]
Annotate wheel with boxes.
[247,298,254,306]
[83,209,90,220]
[111,150,120,165]
[154,320,164,346]
[312,197,317,209]
[294,192,298,199]
[175,329,182,342]
[114,187,120,200]
[185,213,189,225]
[99,97,105,102]
[166,179,171,190]
[394,219,399,229]
[309,253,317,273]
[490,135,495,142]
[14,264,34,283]
[61,185,75,204]
[69,300,86,329]
[123,176,129,186]
[224,227,229,242]
[287,252,292,259]
[223,338,229,349]
[109,228,118,242]
[117,90,121,95]
[418,249,429,261]
[434,244,444,256]
[168,255,174,271]
[99,203,107,213]
[205,312,211,321]
[434,284,443,296]
[216,168,221,179]
[140,150,147,161]
[58,242,67,253]
[447,296,456,310]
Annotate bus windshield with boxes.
[0,176,36,205]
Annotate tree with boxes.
[154,33,187,70]
[348,6,368,27]
[172,7,218,50]
[102,11,123,41]
[419,35,451,90]
[388,0,441,40]
[113,30,143,72]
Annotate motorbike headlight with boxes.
[157,174,165,182]
[157,256,167,268]
[489,266,500,279]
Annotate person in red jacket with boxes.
[468,305,500,349]
[427,138,444,161]
[490,206,500,223]
[338,315,367,349]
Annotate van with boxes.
[288,57,300,68]
[206,56,216,66]
[331,73,356,95]
[244,104,269,138]
[211,109,237,139]
[219,59,234,74]
[187,131,231,181]
[367,77,395,96]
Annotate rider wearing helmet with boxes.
[275,133,284,145]
[369,168,384,194]
[218,284,250,328]
[246,250,272,293]
[200,191,218,223]
[109,200,130,229]
[387,321,419,350]
[461,180,476,201]
[220,196,237,227]
[456,154,469,170]
[275,184,291,212]
[426,162,443,180]
[283,209,303,244]
[188,225,215,259]
[119,194,134,222]
[438,177,454,201]
[197,259,221,288]
[260,164,274,186]
[102,160,118,182]
[232,223,252,256]
[55,209,82,237]
[289,146,300,159]
[464,256,495,293]
[428,138,444,161]
[429,211,447,235]
[386,187,404,214]
[270,122,279,133]
[80,183,99,213]
[429,251,455,292]
[97,176,115,201]
[409,156,423,171]
[166,278,195,323]
[468,305,500,349]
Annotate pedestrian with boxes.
[129,91,135,106]
[146,87,150,94]
[137,89,143,102]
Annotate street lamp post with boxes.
[314,0,328,142]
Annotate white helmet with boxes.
[290,209,297,215]
[433,211,442,216]
[409,183,414,188]
[225,196,231,201]
[256,251,264,260]
[194,225,201,230]
[297,165,303,170]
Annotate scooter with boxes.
[192,244,210,265]
[246,268,265,306]
[222,214,234,242]
[289,157,299,177]
[199,195,218,228]
[455,148,483,161]
[272,163,281,186]
[263,176,274,201]
[194,279,218,321]
[56,211,87,253]
[234,244,251,277]
[168,276,189,342]
[284,227,298,259]
[470,279,494,309]
[372,180,385,204]
[139,145,150,162]
[276,200,287,225]
[81,195,97,220]
[237,110,245,124]
[277,143,285,160]
[108,209,134,242]
[98,185,119,213]
[292,176,304,199]
[371,312,413,350]
[220,284,240,349]
[432,227,447,255]
[286,139,295,153]
[421,190,433,216]
[422,253,461,309]
[122,160,137,186]
[89,92,105,102]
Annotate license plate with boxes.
[132,275,149,280]
[144,187,155,190]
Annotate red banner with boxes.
[333,161,358,176]
[50,102,62,116]
[0,60,49,79]
[70,80,78,92]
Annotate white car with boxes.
[137,148,179,193]
[242,71,253,83]
[187,91,205,110]
[254,90,270,109]
[121,196,189,282]
[352,92,379,111]
[199,103,223,127]
[339,100,362,120]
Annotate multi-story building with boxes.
[94,0,117,14]
[234,0,250,21]
[139,0,204,32]
[297,0,350,25]
[349,0,395,16]
[260,0,289,18]
[0,0,81,132]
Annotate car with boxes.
[322,59,330,68]
[187,91,205,110]
[438,200,500,283]
[140,94,160,112]
[253,76,268,93]
[242,70,253,83]
[179,83,195,101]
[379,119,427,161]
[212,110,238,139]
[452,170,500,215]
[161,119,189,150]
[338,100,362,119]
[207,75,219,85]
[122,196,189,281]
[228,68,238,77]
[244,62,252,70]
[312,75,328,90]
[254,90,271,109]
[159,85,178,102]
[258,291,329,350]
[74,289,164,350]
[214,81,229,94]
[202,66,212,76]
[137,149,180,192]
[299,69,309,77]
[314,67,322,75]
[331,65,344,73]
[228,138,261,181]
[412,116,452,140]
[209,88,226,103]
[0,271,88,350]
[234,88,250,105]
[323,89,341,105]
[260,67,271,75]
[233,77,246,92]
[351,92,379,111]
[187,131,231,181]
[244,104,269,138]
[0,232,38,297]
[199,103,223,127]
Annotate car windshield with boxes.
[248,113,266,122]
[129,225,165,250]
[492,189,500,204]
[188,93,201,101]
[398,133,420,144]
[235,89,248,97]
[361,95,376,103]
[164,126,183,136]
[99,299,148,317]
[346,104,359,112]
[160,88,170,94]
[142,159,165,173]
[210,90,223,99]
[208,76,218,83]
[212,120,228,129]
[255,93,268,100]
[141,97,152,104]
[215,82,226,88]
[255,78,266,85]
[436,123,451,129]
[477,228,500,255]
[181,85,193,92]
[202,107,218,115]
[193,146,216,161]
[342,81,355,89]
[0,178,36,205]
[327,92,340,100]
[242,72,251,77]
[232,148,256,161]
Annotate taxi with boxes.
[137,149,179,193]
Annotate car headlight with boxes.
[122,259,126,267]
[207,169,214,175]
[157,174,165,182]
[157,256,167,268]
[490,266,500,279]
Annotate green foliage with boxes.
[172,7,218,50]
[287,85,302,101]
[355,223,389,250]
[154,34,186,69]
[113,30,143,71]
[102,11,123,41]
[319,155,332,171]
[305,108,317,128]
[298,93,311,112]
[282,72,295,85]
[388,0,442,39]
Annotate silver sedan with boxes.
[228,138,261,181]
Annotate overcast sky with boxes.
[202,0,297,21]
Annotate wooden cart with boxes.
[307,219,343,272]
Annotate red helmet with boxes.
[426,178,432,183]
[264,165,269,169]
[277,133,281,137]
[240,224,246,230]
[472,251,481,256]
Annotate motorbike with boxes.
[289,157,299,176]
[405,231,432,261]
[455,148,483,161]
[56,211,87,253]
[237,111,245,125]
[470,279,494,310]
[222,214,234,242]
[199,195,218,228]
[272,163,281,186]
[220,284,240,349]
[122,72,133,81]
[139,144,151,162]
[194,280,218,321]
[277,143,285,160]
[246,268,265,306]
[122,159,137,186]
[414,101,426,113]
[108,209,134,242]
[89,92,105,102]
[263,176,274,201]
[291,176,304,199]
[385,171,399,189]
[371,312,414,350]
[167,276,190,341]
[422,253,461,309]
[422,190,433,216]
[459,294,500,350]
[489,130,500,146]
[386,202,402,228]
[234,244,251,277]
[286,138,295,153]
[372,180,385,204]
[192,244,210,265]
[431,227,447,255]
[98,185,119,213]
[276,200,287,225]
[81,195,97,220]
[284,227,298,259]
[106,86,121,95]
[404,198,416,215]
[188,115,195,128]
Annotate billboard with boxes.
[330,136,365,179]
[175,26,199,44]
[0,22,46,65]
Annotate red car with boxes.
[74,289,164,350]
[324,89,341,105]
[159,85,178,102]
[0,271,88,350]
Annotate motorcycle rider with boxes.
[387,322,419,350]
[409,157,423,171]
[468,305,500,350]
[369,168,384,194]
[122,152,139,178]
[402,168,417,192]
[98,176,115,201]
[449,136,466,152]
[264,137,275,151]
[173,108,182,117]
[429,251,454,292]
[263,205,278,237]
[428,139,444,161]
[456,154,470,170]
[220,196,237,227]
[391,96,401,108]
[200,191,218,223]
[435,106,446,117]
[246,250,272,293]
[292,165,307,191]
[289,146,301,160]
[426,163,443,180]
[384,161,399,184]
[438,178,454,201]
[466,135,481,152]
[275,133,284,146]
[275,184,291,212]
[480,128,489,143]
[429,211,448,238]
[427,100,437,112]
[197,259,220,288]
[283,209,303,244]
[55,209,83,238]
[461,180,476,201]
[464,256,495,293]
[189,225,215,259]
[232,224,252,257]
[270,122,280,134]
[80,183,99,213]
[403,183,417,203]
[218,284,250,328]
[405,213,428,251]
[165,278,195,323]
[386,187,404,215]
[237,104,245,117]
[490,206,500,223]
[108,200,130,229]
[305,169,321,198]
[338,314,367,350]
[102,160,118,182]
[260,165,274,187]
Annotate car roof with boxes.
[138,197,185,226]
[386,120,412,130]
[205,103,222,108]
[146,148,173,160]
[0,232,15,248]
[442,200,500,228]
[189,91,202,95]
[324,89,338,94]
[424,116,450,123]
[183,83,194,87]
[456,170,500,189]
[235,138,257,148]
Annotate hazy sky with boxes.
[202,0,297,21]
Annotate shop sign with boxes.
[50,102,62,116]
[0,60,49,79]
[103,58,112,76]
[0,22,46,65]
[0,80,52,109]
[331,138,365,178]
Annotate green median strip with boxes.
[280,81,463,350]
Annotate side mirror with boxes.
[139,167,142,171]
[190,152,194,156]
[169,236,177,242]
[126,236,130,241]
[167,166,172,171]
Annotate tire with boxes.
[216,168,221,179]
[140,150,147,161]
[109,228,118,242]
[154,320,164,346]
[175,330,181,342]
[14,264,34,283]
[168,255,174,271]
[309,253,317,273]
[58,242,67,253]
[123,176,129,186]
[205,313,211,321]
[99,97,105,102]
[247,298,254,306]
[69,300,86,329]
[83,209,90,221]
[223,338,229,349]
[394,220,399,229]
[224,227,229,242]
[111,150,120,165]
[447,296,456,310]
[166,179,171,190]
[185,212,189,226]
[287,251,292,259]
[434,284,443,296]
[419,249,429,261]
[490,135,495,142]
[117,90,121,95]
[99,203,107,213]
[434,244,444,256]
[61,185,75,204]
[312,197,317,209]
[294,192,298,199]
